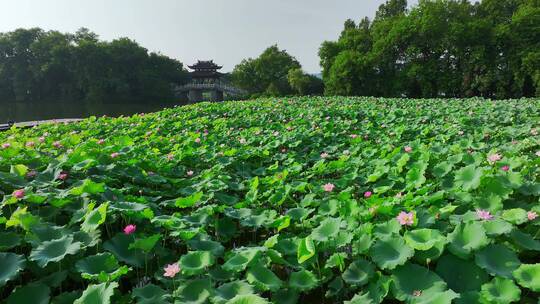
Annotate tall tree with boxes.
[232,45,301,97]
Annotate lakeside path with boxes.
[0,118,82,131]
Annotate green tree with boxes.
[232,45,301,97]
[287,68,324,95]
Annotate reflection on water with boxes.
[1,100,187,122]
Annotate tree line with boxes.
[0,28,188,104]
[1,0,538,104]
[318,0,539,98]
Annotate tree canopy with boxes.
[231,45,322,97]
[0,28,188,104]
[319,0,540,98]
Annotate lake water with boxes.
[1,100,188,123]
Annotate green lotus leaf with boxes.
[432,161,452,178]
[223,247,262,272]
[483,219,513,236]
[435,254,489,293]
[173,191,203,208]
[404,228,445,251]
[226,294,269,304]
[271,289,299,304]
[297,235,316,264]
[10,164,29,177]
[513,263,540,292]
[286,207,313,221]
[391,263,448,302]
[501,208,528,225]
[411,289,460,304]
[29,235,81,267]
[70,179,106,195]
[214,281,255,304]
[352,234,372,254]
[341,259,375,286]
[188,239,225,256]
[343,293,374,304]
[7,283,50,304]
[81,202,108,232]
[179,251,215,276]
[311,217,341,242]
[447,221,489,259]
[289,269,318,292]
[454,165,482,191]
[0,253,25,287]
[479,277,520,303]
[0,231,21,250]
[246,265,283,292]
[373,219,401,240]
[74,282,118,304]
[132,284,170,304]
[475,244,521,278]
[38,270,68,288]
[6,206,40,230]
[129,234,161,252]
[175,278,214,304]
[509,229,540,251]
[109,201,149,212]
[406,167,426,189]
[325,252,347,271]
[75,252,130,282]
[103,233,145,267]
[370,237,414,270]
[51,291,83,304]
[413,234,446,264]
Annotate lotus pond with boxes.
[1,97,539,304]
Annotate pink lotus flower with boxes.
[404,146,412,153]
[239,138,246,144]
[528,211,538,221]
[476,209,494,221]
[536,151,540,157]
[38,136,45,143]
[58,172,69,180]
[187,170,194,176]
[320,152,329,158]
[501,165,509,172]
[195,138,201,143]
[167,153,174,160]
[13,189,25,199]
[281,148,287,153]
[97,139,105,145]
[395,192,403,198]
[123,224,136,235]
[364,191,372,198]
[273,131,280,136]
[26,141,35,147]
[396,211,414,226]
[531,128,538,136]
[1,143,11,149]
[323,183,335,192]
[458,131,464,135]
[413,290,422,297]
[163,263,180,278]
[110,152,119,158]
[350,134,358,139]
[53,141,62,148]
[487,153,502,163]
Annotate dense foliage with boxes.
[320,0,540,98]
[231,45,322,98]
[0,28,188,104]
[1,97,540,303]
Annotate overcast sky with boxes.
[0,0,419,73]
